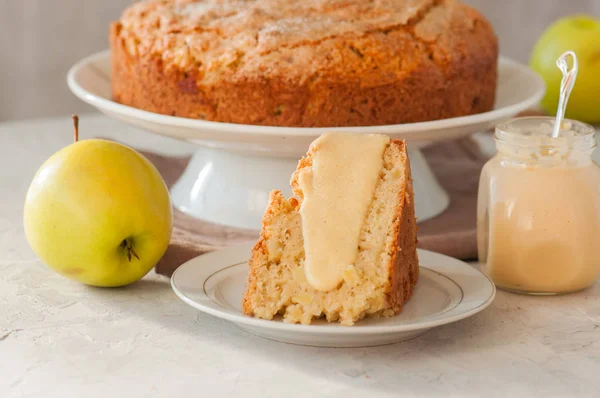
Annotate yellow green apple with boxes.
[530,14,600,124]
[24,123,172,287]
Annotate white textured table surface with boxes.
[1,114,599,398]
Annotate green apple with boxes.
[530,14,600,124]
[24,122,172,287]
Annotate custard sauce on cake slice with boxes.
[243,132,419,325]
[297,133,389,292]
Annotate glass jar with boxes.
[477,117,600,294]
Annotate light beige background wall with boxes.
[0,0,598,122]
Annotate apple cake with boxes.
[242,132,419,325]
[110,0,498,127]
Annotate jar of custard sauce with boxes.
[477,117,600,294]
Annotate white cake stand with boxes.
[68,51,545,230]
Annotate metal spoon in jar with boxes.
[552,51,578,138]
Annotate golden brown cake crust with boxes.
[242,139,418,322]
[384,140,419,313]
[110,0,498,127]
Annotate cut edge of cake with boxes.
[242,138,419,325]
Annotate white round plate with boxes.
[171,243,496,347]
[68,50,544,156]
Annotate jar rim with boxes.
[495,116,596,151]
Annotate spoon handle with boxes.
[552,51,578,138]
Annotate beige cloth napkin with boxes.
[143,136,488,277]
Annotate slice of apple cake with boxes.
[243,132,419,325]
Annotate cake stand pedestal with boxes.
[170,146,449,230]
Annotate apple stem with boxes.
[122,238,140,262]
[72,114,79,143]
